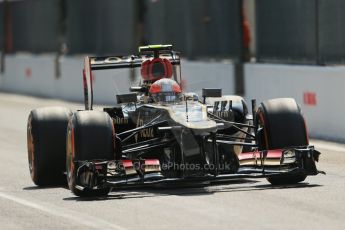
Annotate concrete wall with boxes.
[2,54,344,141]
[0,54,235,104]
[245,63,345,142]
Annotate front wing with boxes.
[73,146,322,191]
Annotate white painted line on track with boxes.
[0,191,127,230]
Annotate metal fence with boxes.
[256,0,345,65]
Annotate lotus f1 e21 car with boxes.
[27,45,323,197]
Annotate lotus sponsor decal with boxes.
[135,111,155,142]
[112,117,129,125]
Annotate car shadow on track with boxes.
[61,179,322,202]
[23,185,69,190]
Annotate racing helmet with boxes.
[149,78,182,103]
[141,58,173,82]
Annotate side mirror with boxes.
[116,93,137,104]
[202,88,222,104]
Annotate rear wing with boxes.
[89,53,180,70]
[83,47,181,110]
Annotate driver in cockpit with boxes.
[140,57,182,104]
[149,78,182,104]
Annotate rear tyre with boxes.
[66,111,115,197]
[27,107,71,186]
[256,98,308,185]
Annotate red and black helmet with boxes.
[149,78,181,94]
[149,78,182,103]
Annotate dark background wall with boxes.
[256,0,318,64]
[1,0,345,64]
[66,0,137,55]
[256,0,345,65]
[10,0,60,53]
[0,3,3,51]
[0,0,243,59]
[145,0,242,59]
[318,0,345,64]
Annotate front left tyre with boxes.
[256,98,308,185]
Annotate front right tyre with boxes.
[66,110,115,197]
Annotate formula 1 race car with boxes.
[27,45,323,197]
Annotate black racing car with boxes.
[27,45,323,197]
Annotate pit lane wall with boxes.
[0,54,235,104]
[245,63,345,142]
[1,55,344,141]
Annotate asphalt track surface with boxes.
[0,92,344,230]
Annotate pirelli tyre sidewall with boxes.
[66,110,115,197]
[256,98,308,185]
[27,107,71,186]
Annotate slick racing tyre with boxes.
[27,107,71,186]
[256,98,308,185]
[66,111,115,197]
